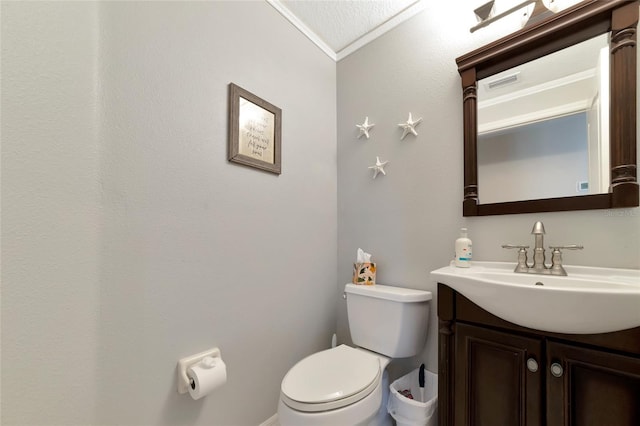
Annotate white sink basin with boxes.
[430,261,640,334]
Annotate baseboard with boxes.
[259,413,279,426]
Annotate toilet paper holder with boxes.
[177,347,222,394]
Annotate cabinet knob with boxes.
[550,362,564,377]
[526,358,538,372]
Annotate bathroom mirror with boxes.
[477,34,609,204]
[456,0,639,216]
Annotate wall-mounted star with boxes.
[368,156,389,179]
[398,113,423,140]
[356,116,375,139]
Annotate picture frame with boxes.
[228,83,282,174]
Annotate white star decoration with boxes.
[356,116,375,139]
[398,113,422,140]
[368,156,389,179]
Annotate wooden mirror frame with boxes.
[457,0,639,216]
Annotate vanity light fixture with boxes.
[470,0,557,33]
[474,0,495,23]
[520,0,556,27]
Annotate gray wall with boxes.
[2,3,101,424]
[337,4,640,376]
[2,2,336,425]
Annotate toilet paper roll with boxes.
[187,358,227,400]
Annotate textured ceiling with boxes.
[278,0,421,53]
[273,0,589,60]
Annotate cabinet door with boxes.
[455,323,543,426]
[547,341,640,426]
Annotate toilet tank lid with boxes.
[344,283,432,302]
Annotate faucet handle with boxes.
[549,245,583,251]
[548,245,583,276]
[502,245,530,272]
[502,244,530,250]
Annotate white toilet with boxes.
[278,283,432,426]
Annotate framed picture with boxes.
[228,83,282,174]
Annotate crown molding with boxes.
[335,0,428,61]
[266,0,337,61]
[267,0,427,62]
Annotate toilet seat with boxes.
[280,345,381,412]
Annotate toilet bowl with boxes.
[278,284,432,426]
[278,345,391,426]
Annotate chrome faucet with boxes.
[530,221,547,273]
[502,221,583,276]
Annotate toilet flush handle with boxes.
[343,292,347,300]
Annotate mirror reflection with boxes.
[476,33,609,204]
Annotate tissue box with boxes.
[353,262,376,285]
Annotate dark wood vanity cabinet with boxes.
[546,341,640,426]
[438,284,640,426]
[455,323,543,426]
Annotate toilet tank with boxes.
[344,283,432,358]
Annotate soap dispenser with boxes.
[455,228,472,267]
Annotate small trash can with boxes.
[387,367,437,426]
